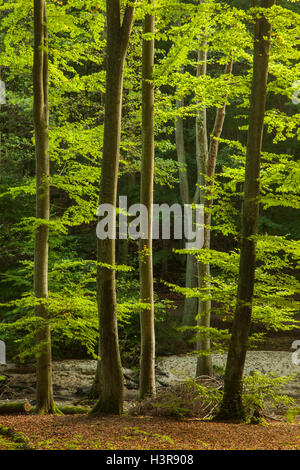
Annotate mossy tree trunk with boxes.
[218,0,275,421]
[139,1,156,400]
[93,0,135,415]
[0,401,31,414]
[33,0,58,415]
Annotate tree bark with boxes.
[139,1,156,399]
[0,117,1,172]
[33,0,58,415]
[218,0,275,421]
[176,99,190,207]
[93,0,135,415]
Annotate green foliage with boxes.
[185,372,296,422]
[187,378,223,410]
[0,424,33,450]
[286,407,300,423]
[171,240,299,336]
[0,0,299,395]
[0,260,176,364]
[242,372,296,422]
[132,372,296,421]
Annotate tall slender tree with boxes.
[178,1,233,332]
[176,96,200,327]
[139,0,156,399]
[218,0,275,421]
[195,43,211,376]
[33,0,58,414]
[175,0,200,327]
[93,0,136,415]
[196,52,233,377]
[175,7,233,370]
[0,66,2,169]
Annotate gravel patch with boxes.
[2,350,300,404]
[157,351,300,400]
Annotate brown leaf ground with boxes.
[0,414,300,450]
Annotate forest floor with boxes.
[0,413,300,450]
[1,322,300,451]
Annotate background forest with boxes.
[0,0,299,424]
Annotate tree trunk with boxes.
[93,0,135,415]
[195,45,213,376]
[139,2,156,399]
[0,401,31,414]
[176,98,199,326]
[33,0,58,415]
[0,116,1,171]
[182,253,198,326]
[218,0,274,421]
[176,99,190,207]
[196,51,233,377]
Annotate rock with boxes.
[10,384,31,390]
[126,381,138,390]
[123,369,139,390]
[123,373,136,381]
[76,364,97,376]
[155,366,169,377]
[75,386,90,396]
[53,394,73,402]
[53,384,63,391]
[156,379,170,387]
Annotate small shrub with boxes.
[242,371,296,421]
[286,407,300,423]
[130,376,223,419]
[130,371,296,422]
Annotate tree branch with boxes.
[120,1,136,57]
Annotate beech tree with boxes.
[196,53,233,376]
[218,0,275,421]
[176,94,200,326]
[174,4,200,327]
[173,0,234,373]
[139,0,156,399]
[93,0,136,415]
[33,0,58,414]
